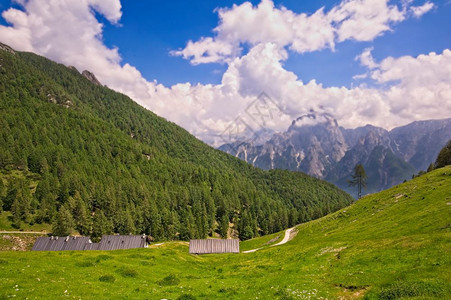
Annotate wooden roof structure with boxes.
[32,236,92,251]
[32,235,148,251]
[95,235,147,250]
[189,239,240,254]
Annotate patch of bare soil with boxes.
[0,234,42,251]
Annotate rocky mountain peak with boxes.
[82,70,102,86]
[219,116,450,197]
[0,42,15,55]
[289,111,338,130]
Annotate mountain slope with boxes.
[220,113,450,197]
[1,166,449,299]
[0,45,353,240]
[390,119,451,171]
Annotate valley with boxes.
[1,166,449,299]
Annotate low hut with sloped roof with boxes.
[95,235,148,250]
[32,235,148,251]
[32,236,92,251]
[189,239,239,254]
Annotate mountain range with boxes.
[0,43,353,240]
[219,113,451,196]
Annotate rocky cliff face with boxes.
[219,116,451,196]
[82,70,102,86]
[389,119,451,171]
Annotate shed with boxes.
[189,239,240,254]
[32,236,92,251]
[96,235,148,250]
[32,235,148,251]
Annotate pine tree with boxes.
[434,140,451,169]
[11,198,21,228]
[73,193,92,235]
[348,164,368,199]
[0,179,4,213]
[52,205,74,236]
[220,214,229,238]
[91,209,112,241]
[117,209,135,235]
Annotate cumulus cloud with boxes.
[329,0,405,42]
[356,47,378,69]
[173,0,415,65]
[370,49,451,119]
[0,0,447,147]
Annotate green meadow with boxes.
[0,166,450,299]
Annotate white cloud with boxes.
[173,0,419,65]
[170,37,237,65]
[329,0,405,42]
[356,47,378,69]
[370,49,451,119]
[0,0,447,147]
[410,2,435,18]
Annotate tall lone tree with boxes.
[348,164,367,199]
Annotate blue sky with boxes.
[94,0,451,87]
[0,0,450,145]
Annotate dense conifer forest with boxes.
[0,47,353,240]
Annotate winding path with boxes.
[242,227,296,253]
[271,227,296,247]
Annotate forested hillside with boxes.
[0,45,353,241]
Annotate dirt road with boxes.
[242,226,296,253]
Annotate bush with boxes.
[158,274,180,286]
[75,260,95,267]
[99,275,115,283]
[118,267,138,278]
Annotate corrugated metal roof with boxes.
[96,235,147,250]
[32,235,148,251]
[189,239,240,254]
[32,236,92,251]
[83,242,100,250]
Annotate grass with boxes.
[0,166,450,299]
[240,230,283,251]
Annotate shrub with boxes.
[119,267,138,278]
[99,275,115,283]
[158,274,180,286]
[75,260,95,267]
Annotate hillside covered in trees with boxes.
[0,45,353,241]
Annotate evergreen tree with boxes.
[11,198,21,228]
[91,209,112,240]
[3,184,17,211]
[117,209,135,235]
[0,179,5,212]
[240,225,254,240]
[73,193,92,235]
[52,205,74,236]
[434,140,451,169]
[219,214,229,238]
[348,164,367,199]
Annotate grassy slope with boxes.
[0,167,449,299]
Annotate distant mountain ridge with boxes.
[219,115,451,196]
